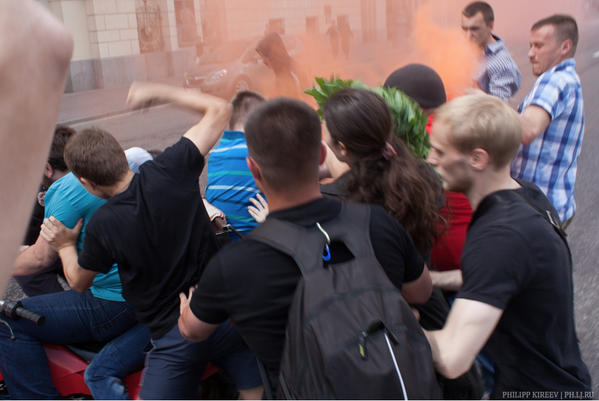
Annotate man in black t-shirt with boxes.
[178,98,433,395]
[41,83,263,400]
[425,93,591,398]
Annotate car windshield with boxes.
[203,42,249,64]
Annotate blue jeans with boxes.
[85,323,150,400]
[0,289,137,399]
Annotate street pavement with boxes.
[5,14,599,397]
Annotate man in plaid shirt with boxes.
[511,15,583,227]
[462,2,521,100]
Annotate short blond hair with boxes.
[435,94,522,168]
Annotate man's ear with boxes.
[470,148,489,171]
[488,21,494,32]
[561,39,573,57]
[44,163,53,179]
[246,157,262,182]
[79,177,97,191]
[319,142,327,166]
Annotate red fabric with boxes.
[426,114,473,271]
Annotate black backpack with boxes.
[247,203,443,400]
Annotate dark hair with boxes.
[48,125,77,172]
[532,14,578,56]
[323,88,444,256]
[244,98,322,191]
[463,1,494,25]
[383,64,446,110]
[229,91,266,130]
[64,127,129,186]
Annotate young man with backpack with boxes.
[425,94,591,397]
[179,98,440,399]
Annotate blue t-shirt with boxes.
[206,130,262,240]
[45,173,124,301]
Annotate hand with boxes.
[248,194,269,223]
[179,285,196,316]
[126,81,163,111]
[463,87,485,96]
[40,216,82,252]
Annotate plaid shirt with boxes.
[474,35,521,100]
[511,59,584,221]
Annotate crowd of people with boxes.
[0,0,594,399]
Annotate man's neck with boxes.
[465,169,521,211]
[264,184,323,214]
[104,170,135,198]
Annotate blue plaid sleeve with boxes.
[526,73,568,120]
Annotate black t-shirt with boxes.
[457,180,592,397]
[79,138,220,339]
[190,197,424,392]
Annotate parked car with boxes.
[183,36,302,99]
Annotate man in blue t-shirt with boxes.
[3,171,148,399]
[205,91,266,240]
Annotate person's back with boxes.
[180,98,433,396]
[205,91,266,239]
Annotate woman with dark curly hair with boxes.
[321,87,444,258]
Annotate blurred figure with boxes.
[0,0,73,294]
[195,36,204,65]
[255,32,308,100]
[461,2,521,100]
[339,22,353,60]
[326,20,339,60]
[511,15,583,228]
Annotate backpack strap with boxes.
[471,189,571,261]
[246,203,374,276]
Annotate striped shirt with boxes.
[206,130,262,239]
[511,59,584,221]
[474,34,522,100]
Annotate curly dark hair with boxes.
[323,88,445,256]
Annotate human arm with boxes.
[424,298,502,378]
[488,67,522,101]
[0,0,73,293]
[520,105,551,146]
[178,287,220,342]
[401,265,433,304]
[40,217,98,292]
[126,82,232,156]
[429,269,463,292]
[12,234,58,276]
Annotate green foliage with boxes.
[305,76,430,159]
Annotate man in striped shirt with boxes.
[462,2,521,100]
[511,15,583,227]
[205,91,266,239]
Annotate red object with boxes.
[0,343,219,399]
[426,114,473,272]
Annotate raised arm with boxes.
[0,0,73,293]
[126,82,232,156]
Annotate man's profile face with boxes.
[427,121,473,194]
[461,12,492,48]
[528,24,564,77]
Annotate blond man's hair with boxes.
[435,94,522,168]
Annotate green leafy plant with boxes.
[305,76,430,159]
